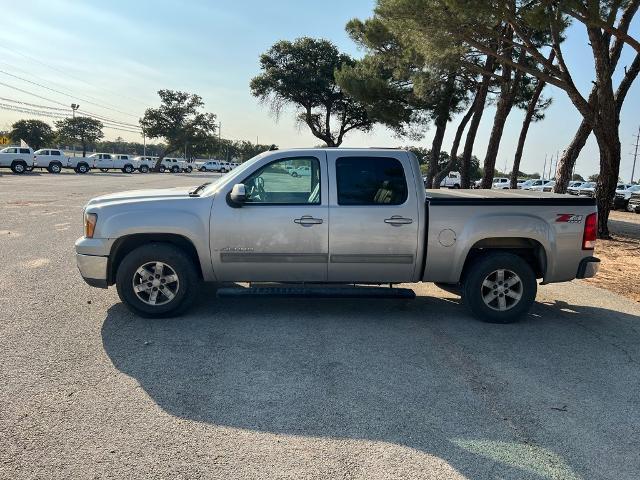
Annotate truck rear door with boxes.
[326,151,420,282]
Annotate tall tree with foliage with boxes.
[55,116,104,157]
[10,119,55,150]
[250,37,373,147]
[140,90,217,169]
[339,17,473,188]
[374,0,640,236]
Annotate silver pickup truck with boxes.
[75,148,599,323]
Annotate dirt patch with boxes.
[584,210,640,303]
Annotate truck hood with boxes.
[86,186,197,206]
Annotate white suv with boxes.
[34,149,68,173]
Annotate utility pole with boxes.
[631,125,640,184]
[542,153,547,179]
[218,121,222,140]
[70,103,79,118]
[143,132,146,157]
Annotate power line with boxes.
[0,103,142,134]
[0,46,150,110]
[0,83,141,129]
[0,69,139,118]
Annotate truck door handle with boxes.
[384,215,413,226]
[294,215,323,226]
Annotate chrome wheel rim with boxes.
[481,269,523,311]
[15,163,24,173]
[132,261,180,306]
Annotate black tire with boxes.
[159,165,166,173]
[291,172,299,178]
[186,166,193,173]
[199,167,205,172]
[461,252,537,323]
[116,243,201,318]
[11,161,26,174]
[100,168,109,173]
[123,164,134,174]
[171,165,180,173]
[76,163,89,174]
[220,168,227,173]
[139,165,149,173]
[48,162,62,174]
[452,184,460,189]
[25,166,33,172]
[435,282,461,296]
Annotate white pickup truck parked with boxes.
[33,149,68,173]
[0,146,34,173]
[133,156,155,173]
[89,153,136,173]
[159,157,191,173]
[76,148,600,324]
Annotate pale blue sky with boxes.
[0,0,638,179]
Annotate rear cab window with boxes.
[335,157,408,205]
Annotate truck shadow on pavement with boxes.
[101,290,640,479]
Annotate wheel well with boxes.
[461,237,547,281]
[11,159,26,165]
[108,234,203,285]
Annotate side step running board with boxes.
[216,286,416,299]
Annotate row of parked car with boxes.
[0,146,233,174]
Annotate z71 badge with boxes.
[556,214,583,223]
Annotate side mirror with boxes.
[230,183,246,204]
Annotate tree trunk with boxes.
[82,142,87,157]
[424,120,447,189]
[433,96,476,188]
[554,53,640,194]
[510,79,546,189]
[592,121,621,238]
[553,120,592,193]
[480,66,520,189]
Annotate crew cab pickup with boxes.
[75,148,600,323]
[0,146,34,173]
[33,149,68,173]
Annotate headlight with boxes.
[84,212,97,238]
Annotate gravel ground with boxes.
[1,170,639,480]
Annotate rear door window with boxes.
[51,150,61,156]
[336,157,408,205]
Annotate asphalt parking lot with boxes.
[1,170,639,479]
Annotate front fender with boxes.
[93,199,214,280]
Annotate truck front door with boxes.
[210,153,329,282]
[326,151,420,283]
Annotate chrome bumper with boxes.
[76,254,108,288]
[576,256,600,279]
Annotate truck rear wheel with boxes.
[48,162,62,174]
[461,252,536,323]
[11,161,27,174]
[171,165,180,173]
[139,165,149,173]
[115,243,200,318]
[159,165,166,173]
[76,163,89,174]
[123,164,134,174]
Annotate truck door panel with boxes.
[210,153,329,282]
[327,153,420,283]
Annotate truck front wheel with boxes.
[115,243,200,318]
[462,252,536,323]
[76,163,89,174]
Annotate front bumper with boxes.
[576,256,600,279]
[76,254,108,288]
[75,237,114,289]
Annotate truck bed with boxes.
[426,189,596,206]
